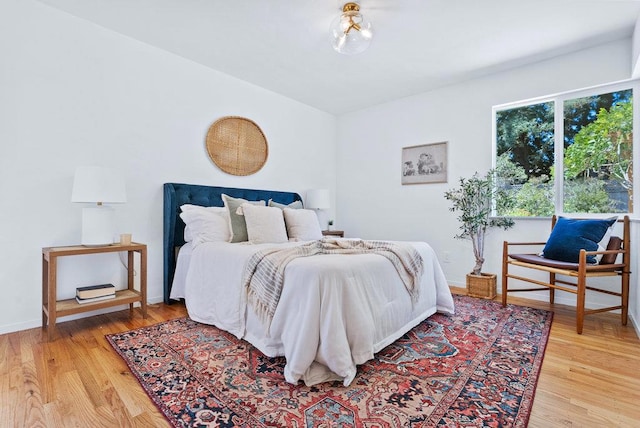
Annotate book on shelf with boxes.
[76,283,116,299]
[75,294,117,305]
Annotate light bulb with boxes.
[330,3,373,55]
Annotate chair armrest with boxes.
[504,241,547,247]
[581,248,626,266]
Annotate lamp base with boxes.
[314,209,329,230]
[81,206,115,246]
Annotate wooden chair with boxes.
[502,215,630,334]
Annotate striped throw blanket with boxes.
[243,238,424,328]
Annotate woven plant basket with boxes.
[466,273,497,299]
[206,116,268,176]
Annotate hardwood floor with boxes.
[1,291,639,427]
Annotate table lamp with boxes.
[306,189,331,229]
[71,166,126,246]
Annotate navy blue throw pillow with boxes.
[542,217,616,264]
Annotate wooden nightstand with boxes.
[322,230,345,238]
[42,242,147,341]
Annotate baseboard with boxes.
[629,312,640,338]
[0,319,43,336]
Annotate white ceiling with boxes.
[39,0,640,114]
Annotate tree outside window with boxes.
[495,87,633,216]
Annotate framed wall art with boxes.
[401,141,448,185]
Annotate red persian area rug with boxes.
[106,295,552,427]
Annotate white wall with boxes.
[336,39,640,331]
[633,13,640,78]
[2,0,638,336]
[0,0,337,334]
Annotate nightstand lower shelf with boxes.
[54,289,143,317]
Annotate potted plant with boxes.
[444,170,515,298]
[328,219,334,231]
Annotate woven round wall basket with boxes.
[205,116,268,176]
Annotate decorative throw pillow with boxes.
[221,194,265,243]
[283,208,323,241]
[268,199,303,210]
[542,217,617,264]
[241,204,288,244]
[179,205,230,245]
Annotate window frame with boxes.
[492,79,638,217]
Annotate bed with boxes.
[163,183,455,386]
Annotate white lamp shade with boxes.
[71,166,126,204]
[306,189,330,209]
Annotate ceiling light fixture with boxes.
[330,1,373,55]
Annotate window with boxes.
[494,83,634,216]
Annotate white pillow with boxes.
[179,205,230,245]
[241,204,288,244]
[180,204,226,242]
[268,199,303,210]
[595,216,618,263]
[283,208,323,241]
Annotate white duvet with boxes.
[171,239,455,386]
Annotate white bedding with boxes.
[171,239,455,386]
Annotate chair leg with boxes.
[576,259,587,335]
[549,272,555,304]
[622,269,630,326]
[501,241,508,307]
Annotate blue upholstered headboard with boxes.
[163,183,303,303]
